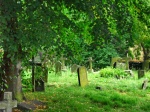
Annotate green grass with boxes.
[24,69,150,112]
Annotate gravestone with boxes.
[17,100,46,111]
[138,70,145,79]
[77,66,88,87]
[111,57,122,68]
[88,57,94,73]
[124,70,134,77]
[142,79,149,90]
[116,62,126,70]
[122,57,131,70]
[60,56,67,70]
[71,64,79,73]
[0,92,17,112]
[55,61,62,75]
[35,79,45,91]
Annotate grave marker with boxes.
[77,66,88,87]
[71,64,79,73]
[88,57,94,73]
[55,61,62,75]
[0,92,17,112]
[121,57,131,70]
[60,56,67,70]
[142,79,148,90]
[35,79,45,91]
[111,57,122,68]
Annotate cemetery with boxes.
[0,1,150,112]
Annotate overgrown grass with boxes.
[24,69,150,112]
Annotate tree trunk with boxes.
[141,43,150,70]
[13,59,24,101]
[0,0,24,101]
[0,51,24,101]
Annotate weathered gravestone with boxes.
[60,56,67,70]
[118,57,131,70]
[116,62,126,70]
[111,57,131,70]
[0,92,17,112]
[77,66,88,87]
[35,78,45,91]
[71,64,79,73]
[88,57,94,73]
[111,57,122,68]
[17,100,46,111]
[141,79,149,90]
[30,51,49,92]
[55,61,62,75]
[138,70,145,79]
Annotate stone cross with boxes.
[60,56,67,70]
[55,61,62,75]
[0,92,17,112]
[88,57,93,73]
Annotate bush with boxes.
[100,67,128,78]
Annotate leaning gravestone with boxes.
[77,66,88,87]
[141,79,149,90]
[0,92,17,112]
[55,61,62,75]
[71,64,79,73]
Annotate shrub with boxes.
[99,67,128,78]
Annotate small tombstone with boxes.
[123,57,131,70]
[55,61,62,75]
[111,57,121,68]
[0,92,17,112]
[124,70,134,77]
[17,100,46,111]
[141,79,149,90]
[88,57,94,73]
[77,66,88,87]
[60,56,67,70]
[116,62,126,70]
[35,79,45,91]
[138,70,145,79]
[71,64,79,73]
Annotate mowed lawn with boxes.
[24,70,150,112]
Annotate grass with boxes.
[24,69,150,112]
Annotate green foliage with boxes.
[100,67,128,78]
[21,70,32,91]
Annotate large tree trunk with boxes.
[0,51,23,101]
[141,43,150,70]
[0,0,24,101]
[13,59,24,101]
